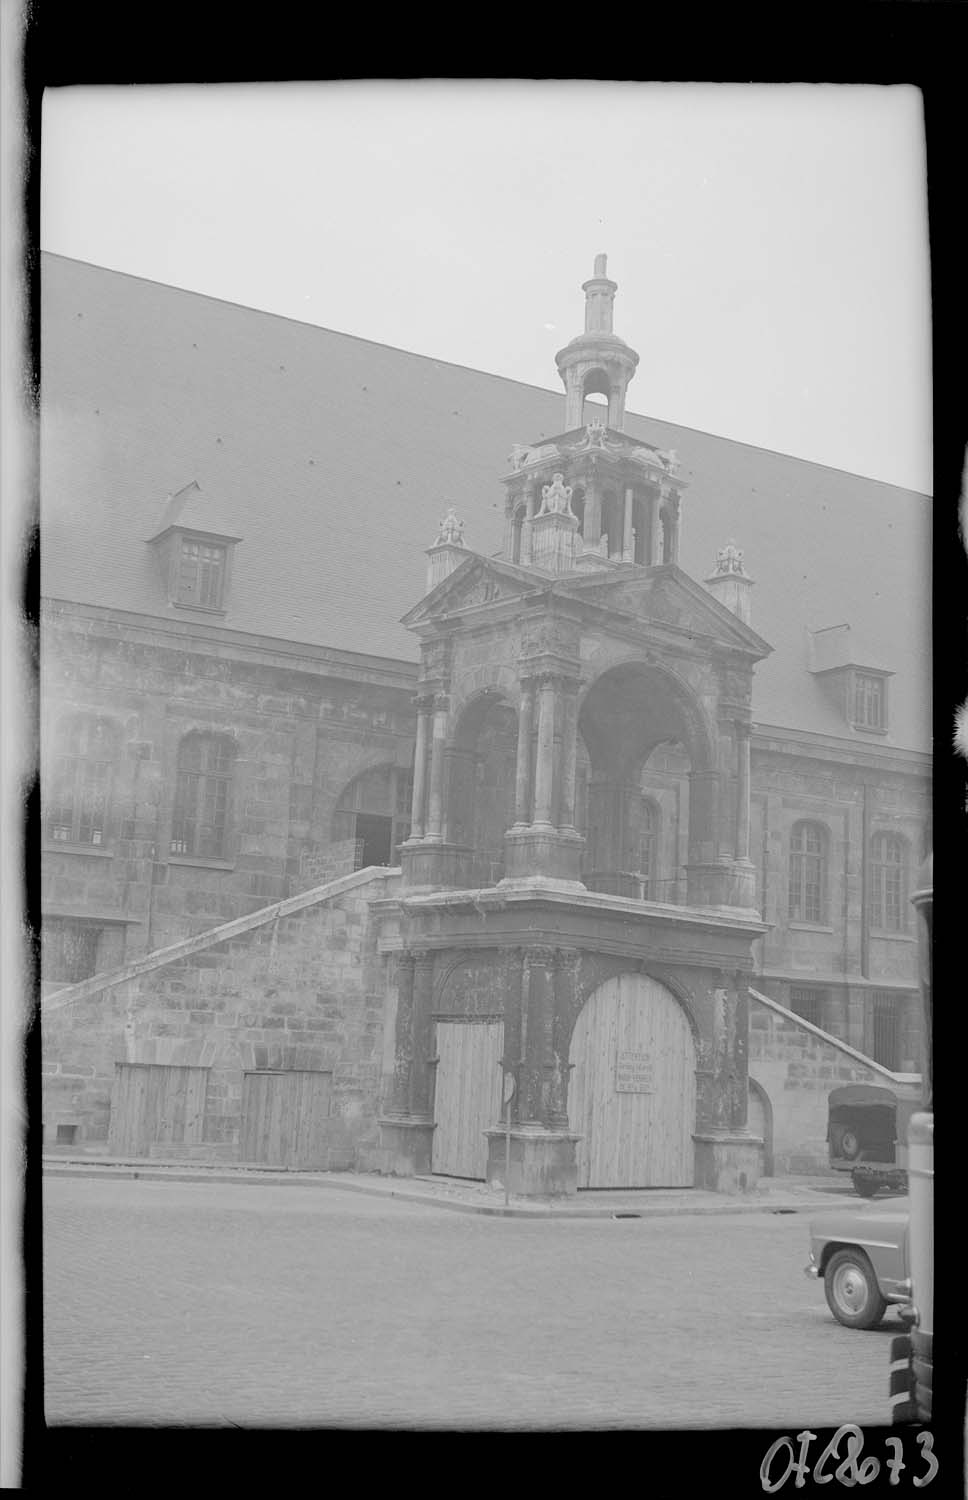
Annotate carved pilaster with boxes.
[387,951,416,1117]
[548,949,579,1129]
[409,694,434,840]
[410,949,436,1120]
[531,676,559,829]
[512,678,536,827]
[424,694,450,841]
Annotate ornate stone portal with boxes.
[381,259,774,1198]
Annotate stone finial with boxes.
[584,418,608,448]
[712,539,747,577]
[537,473,575,518]
[593,252,608,277]
[433,507,465,547]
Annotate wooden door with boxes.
[432,1020,504,1180]
[108,1064,208,1156]
[240,1070,333,1168]
[567,974,696,1188]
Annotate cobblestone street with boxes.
[44,1176,898,1431]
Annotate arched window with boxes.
[333,764,413,869]
[47,715,120,846]
[171,732,236,859]
[789,821,828,924]
[870,832,907,932]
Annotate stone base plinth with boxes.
[378,1115,435,1176]
[484,1124,580,1198]
[685,859,757,910]
[399,840,472,891]
[693,1130,764,1193]
[503,826,584,883]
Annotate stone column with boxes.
[583,479,602,548]
[531,676,558,830]
[548,950,578,1129]
[503,947,526,1124]
[650,493,663,565]
[734,721,751,862]
[558,683,580,832]
[622,486,635,562]
[424,695,449,841]
[521,485,537,566]
[409,696,433,839]
[521,948,555,1123]
[410,950,437,1120]
[387,950,416,1116]
[512,678,536,827]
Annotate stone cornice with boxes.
[42,596,418,690]
[751,722,931,774]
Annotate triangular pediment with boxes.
[401,553,543,627]
[553,563,773,658]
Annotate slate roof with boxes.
[40,253,931,754]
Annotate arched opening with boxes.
[578,663,711,901]
[601,488,622,559]
[446,691,518,885]
[580,368,610,430]
[570,484,586,533]
[748,1077,774,1176]
[333,763,413,868]
[568,973,697,1187]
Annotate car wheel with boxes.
[852,1171,881,1198]
[824,1248,888,1329]
[840,1129,862,1161]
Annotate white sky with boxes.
[41,81,931,492]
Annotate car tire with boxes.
[824,1248,888,1330]
[840,1129,862,1161]
[852,1171,881,1198]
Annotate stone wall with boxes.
[748,988,920,1174]
[41,603,415,965]
[41,871,400,1168]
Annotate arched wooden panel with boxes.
[567,974,696,1188]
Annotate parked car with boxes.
[827,1082,919,1198]
[805,1195,912,1330]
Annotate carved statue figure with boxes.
[584,418,608,448]
[713,539,746,576]
[538,473,575,518]
[434,507,465,547]
[508,444,531,471]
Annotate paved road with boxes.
[43,1176,899,1431]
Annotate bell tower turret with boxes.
[555,254,640,432]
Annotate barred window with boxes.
[870,832,907,932]
[46,716,119,846]
[42,918,102,985]
[170,733,235,858]
[636,799,660,899]
[789,986,824,1028]
[176,539,226,609]
[789,821,828,924]
[871,990,899,1069]
[851,672,886,731]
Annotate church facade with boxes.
[39,252,930,1189]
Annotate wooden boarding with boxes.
[568,974,696,1188]
[108,1063,208,1156]
[240,1070,333,1168]
[432,1020,505,1180]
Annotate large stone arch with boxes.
[578,653,717,774]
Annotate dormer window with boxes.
[806,626,892,736]
[177,538,227,609]
[850,671,887,732]
[145,483,241,615]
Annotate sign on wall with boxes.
[615,1050,654,1093]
